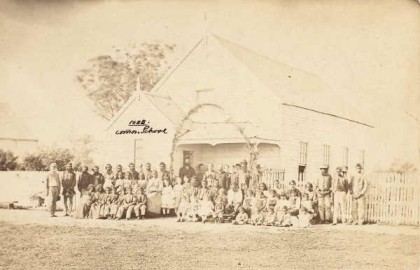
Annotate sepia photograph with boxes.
[0,0,419,269]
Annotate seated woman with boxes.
[74,184,94,219]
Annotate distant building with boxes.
[102,34,373,183]
[0,103,38,157]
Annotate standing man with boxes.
[144,163,153,179]
[61,162,76,216]
[315,165,332,224]
[215,164,228,191]
[158,162,170,183]
[127,163,140,181]
[77,166,92,196]
[349,163,368,225]
[115,164,125,179]
[45,162,61,217]
[178,158,196,180]
[332,167,349,225]
[196,164,205,187]
[237,160,250,191]
[103,164,115,190]
[91,166,105,186]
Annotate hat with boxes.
[320,165,329,169]
[356,163,363,169]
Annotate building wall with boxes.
[96,94,175,171]
[279,104,372,185]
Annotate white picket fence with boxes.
[262,170,420,226]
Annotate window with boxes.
[298,165,306,182]
[343,147,349,167]
[299,142,308,165]
[323,144,330,166]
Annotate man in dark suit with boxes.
[178,158,196,180]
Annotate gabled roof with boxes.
[107,33,372,131]
[212,35,370,126]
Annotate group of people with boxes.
[45,158,368,227]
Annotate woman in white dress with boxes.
[146,170,163,217]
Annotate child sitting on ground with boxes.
[264,207,277,226]
[276,206,292,227]
[298,207,313,228]
[251,208,265,226]
[232,206,248,225]
[198,194,214,223]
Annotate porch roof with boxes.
[176,122,281,147]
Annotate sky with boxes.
[0,0,419,164]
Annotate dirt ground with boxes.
[0,209,418,270]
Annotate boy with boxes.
[213,189,227,223]
[134,188,147,219]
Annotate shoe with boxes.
[352,221,358,225]
[50,215,57,217]
[332,223,337,226]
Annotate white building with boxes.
[100,34,373,185]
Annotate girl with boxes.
[198,194,214,223]
[161,178,175,216]
[173,177,184,215]
[251,190,266,222]
[177,193,190,222]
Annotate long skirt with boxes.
[74,195,91,219]
[146,192,162,217]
